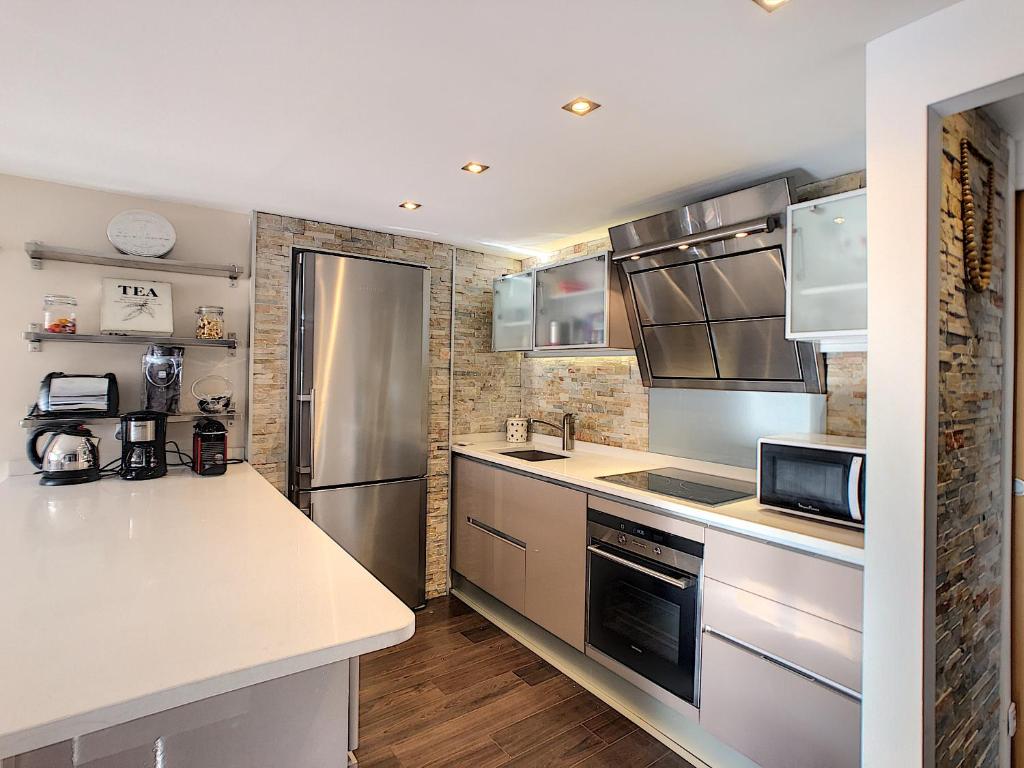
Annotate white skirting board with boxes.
[450,578,758,768]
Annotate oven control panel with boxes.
[588,507,704,570]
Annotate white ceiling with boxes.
[0,0,957,256]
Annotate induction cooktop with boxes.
[596,467,756,507]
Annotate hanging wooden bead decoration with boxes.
[960,137,995,292]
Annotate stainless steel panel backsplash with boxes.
[649,388,826,468]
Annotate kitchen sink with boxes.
[498,449,568,462]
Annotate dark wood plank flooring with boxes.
[357,595,695,768]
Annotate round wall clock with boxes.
[107,210,177,257]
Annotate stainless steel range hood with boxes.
[610,179,823,393]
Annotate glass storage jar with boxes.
[43,294,77,334]
[195,306,225,340]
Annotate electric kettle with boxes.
[26,423,101,486]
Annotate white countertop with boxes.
[0,464,414,759]
[453,433,864,566]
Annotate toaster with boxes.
[36,372,119,417]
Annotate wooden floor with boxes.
[356,595,694,768]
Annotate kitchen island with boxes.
[0,464,414,767]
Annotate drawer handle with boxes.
[703,625,861,702]
[467,517,526,550]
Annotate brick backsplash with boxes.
[452,251,523,435]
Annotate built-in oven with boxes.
[585,506,703,711]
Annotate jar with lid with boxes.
[195,306,225,340]
[43,295,77,334]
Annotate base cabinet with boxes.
[453,514,526,614]
[3,661,352,768]
[452,457,586,650]
[700,633,861,768]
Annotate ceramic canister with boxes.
[505,416,529,443]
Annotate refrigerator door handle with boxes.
[308,386,316,483]
[295,389,316,477]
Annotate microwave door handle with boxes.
[848,456,863,523]
[587,544,694,590]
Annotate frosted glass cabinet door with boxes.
[786,189,867,339]
[535,254,609,348]
[492,272,534,351]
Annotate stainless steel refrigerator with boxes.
[290,249,429,609]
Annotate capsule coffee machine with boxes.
[118,411,168,480]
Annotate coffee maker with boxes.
[118,411,168,480]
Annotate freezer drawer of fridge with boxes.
[310,479,427,609]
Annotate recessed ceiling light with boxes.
[462,162,490,174]
[834,216,846,224]
[562,97,601,116]
[399,200,422,210]
[751,0,790,11]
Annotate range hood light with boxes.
[630,255,641,260]
[735,232,749,238]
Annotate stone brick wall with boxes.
[452,250,523,434]
[822,352,867,438]
[250,213,458,598]
[934,109,1009,768]
[520,356,649,450]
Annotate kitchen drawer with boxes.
[702,578,861,693]
[700,632,861,768]
[453,456,500,528]
[704,529,862,630]
[453,513,526,614]
[587,495,706,543]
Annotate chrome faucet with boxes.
[528,413,576,451]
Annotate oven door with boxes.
[586,542,700,705]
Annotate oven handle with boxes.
[587,544,695,590]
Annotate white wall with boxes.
[0,174,250,472]
[864,1,1024,766]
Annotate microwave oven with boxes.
[757,434,866,528]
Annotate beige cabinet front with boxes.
[452,457,586,650]
[700,633,861,768]
[453,513,526,613]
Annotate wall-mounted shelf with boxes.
[26,242,244,282]
[23,328,238,353]
[20,411,238,429]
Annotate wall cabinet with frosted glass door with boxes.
[785,188,867,351]
[491,252,632,353]
[533,252,632,351]
[492,271,535,352]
